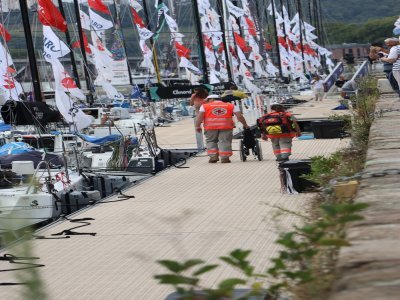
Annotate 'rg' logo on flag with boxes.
[212,107,227,116]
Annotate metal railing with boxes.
[342,60,371,94]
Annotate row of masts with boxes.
[14,0,326,104]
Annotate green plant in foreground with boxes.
[328,114,352,131]
[154,202,368,299]
[155,249,264,299]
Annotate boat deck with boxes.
[0,99,349,300]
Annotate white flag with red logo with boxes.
[0,74,23,101]
[51,60,85,100]
[0,42,13,74]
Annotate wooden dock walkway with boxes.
[0,98,349,300]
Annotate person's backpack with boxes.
[258,112,294,135]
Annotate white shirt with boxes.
[199,102,240,113]
[388,45,400,71]
[311,79,324,90]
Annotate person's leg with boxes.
[313,91,318,101]
[387,71,400,94]
[318,89,324,101]
[271,138,282,161]
[392,70,400,96]
[204,130,219,162]
[279,137,293,160]
[218,130,233,163]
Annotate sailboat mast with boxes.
[308,0,313,24]
[316,0,325,47]
[19,0,42,102]
[313,0,321,45]
[295,0,306,71]
[254,0,267,58]
[142,0,162,84]
[192,0,209,84]
[286,0,291,19]
[270,0,283,78]
[279,0,287,39]
[73,0,94,104]
[112,0,133,85]
[58,0,81,89]
[217,0,233,83]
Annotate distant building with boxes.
[327,43,371,61]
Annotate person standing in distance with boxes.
[195,94,249,163]
[258,104,301,162]
[381,38,400,96]
[311,75,325,101]
[190,87,209,116]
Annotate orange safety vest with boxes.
[203,101,235,130]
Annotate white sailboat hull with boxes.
[0,188,57,232]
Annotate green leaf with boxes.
[181,259,204,270]
[154,274,199,285]
[230,249,251,261]
[321,204,338,217]
[343,202,369,213]
[243,265,254,277]
[293,270,313,283]
[276,232,299,249]
[157,260,183,273]
[303,248,319,258]
[317,238,351,247]
[218,278,247,291]
[192,264,219,276]
[337,214,364,223]
[299,224,317,234]
[271,258,286,270]
[219,256,238,267]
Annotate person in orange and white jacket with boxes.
[257,104,301,162]
[195,94,249,164]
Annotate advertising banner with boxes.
[149,82,233,100]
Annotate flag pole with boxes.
[73,0,94,105]
[112,0,134,85]
[192,0,209,84]
[270,0,283,78]
[19,0,42,102]
[295,0,306,72]
[217,0,233,83]
[142,0,162,84]
[57,0,81,89]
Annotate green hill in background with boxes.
[321,0,399,23]
[326,16,398,45]
[320,0,399,45]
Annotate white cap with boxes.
[206,94,221,100]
